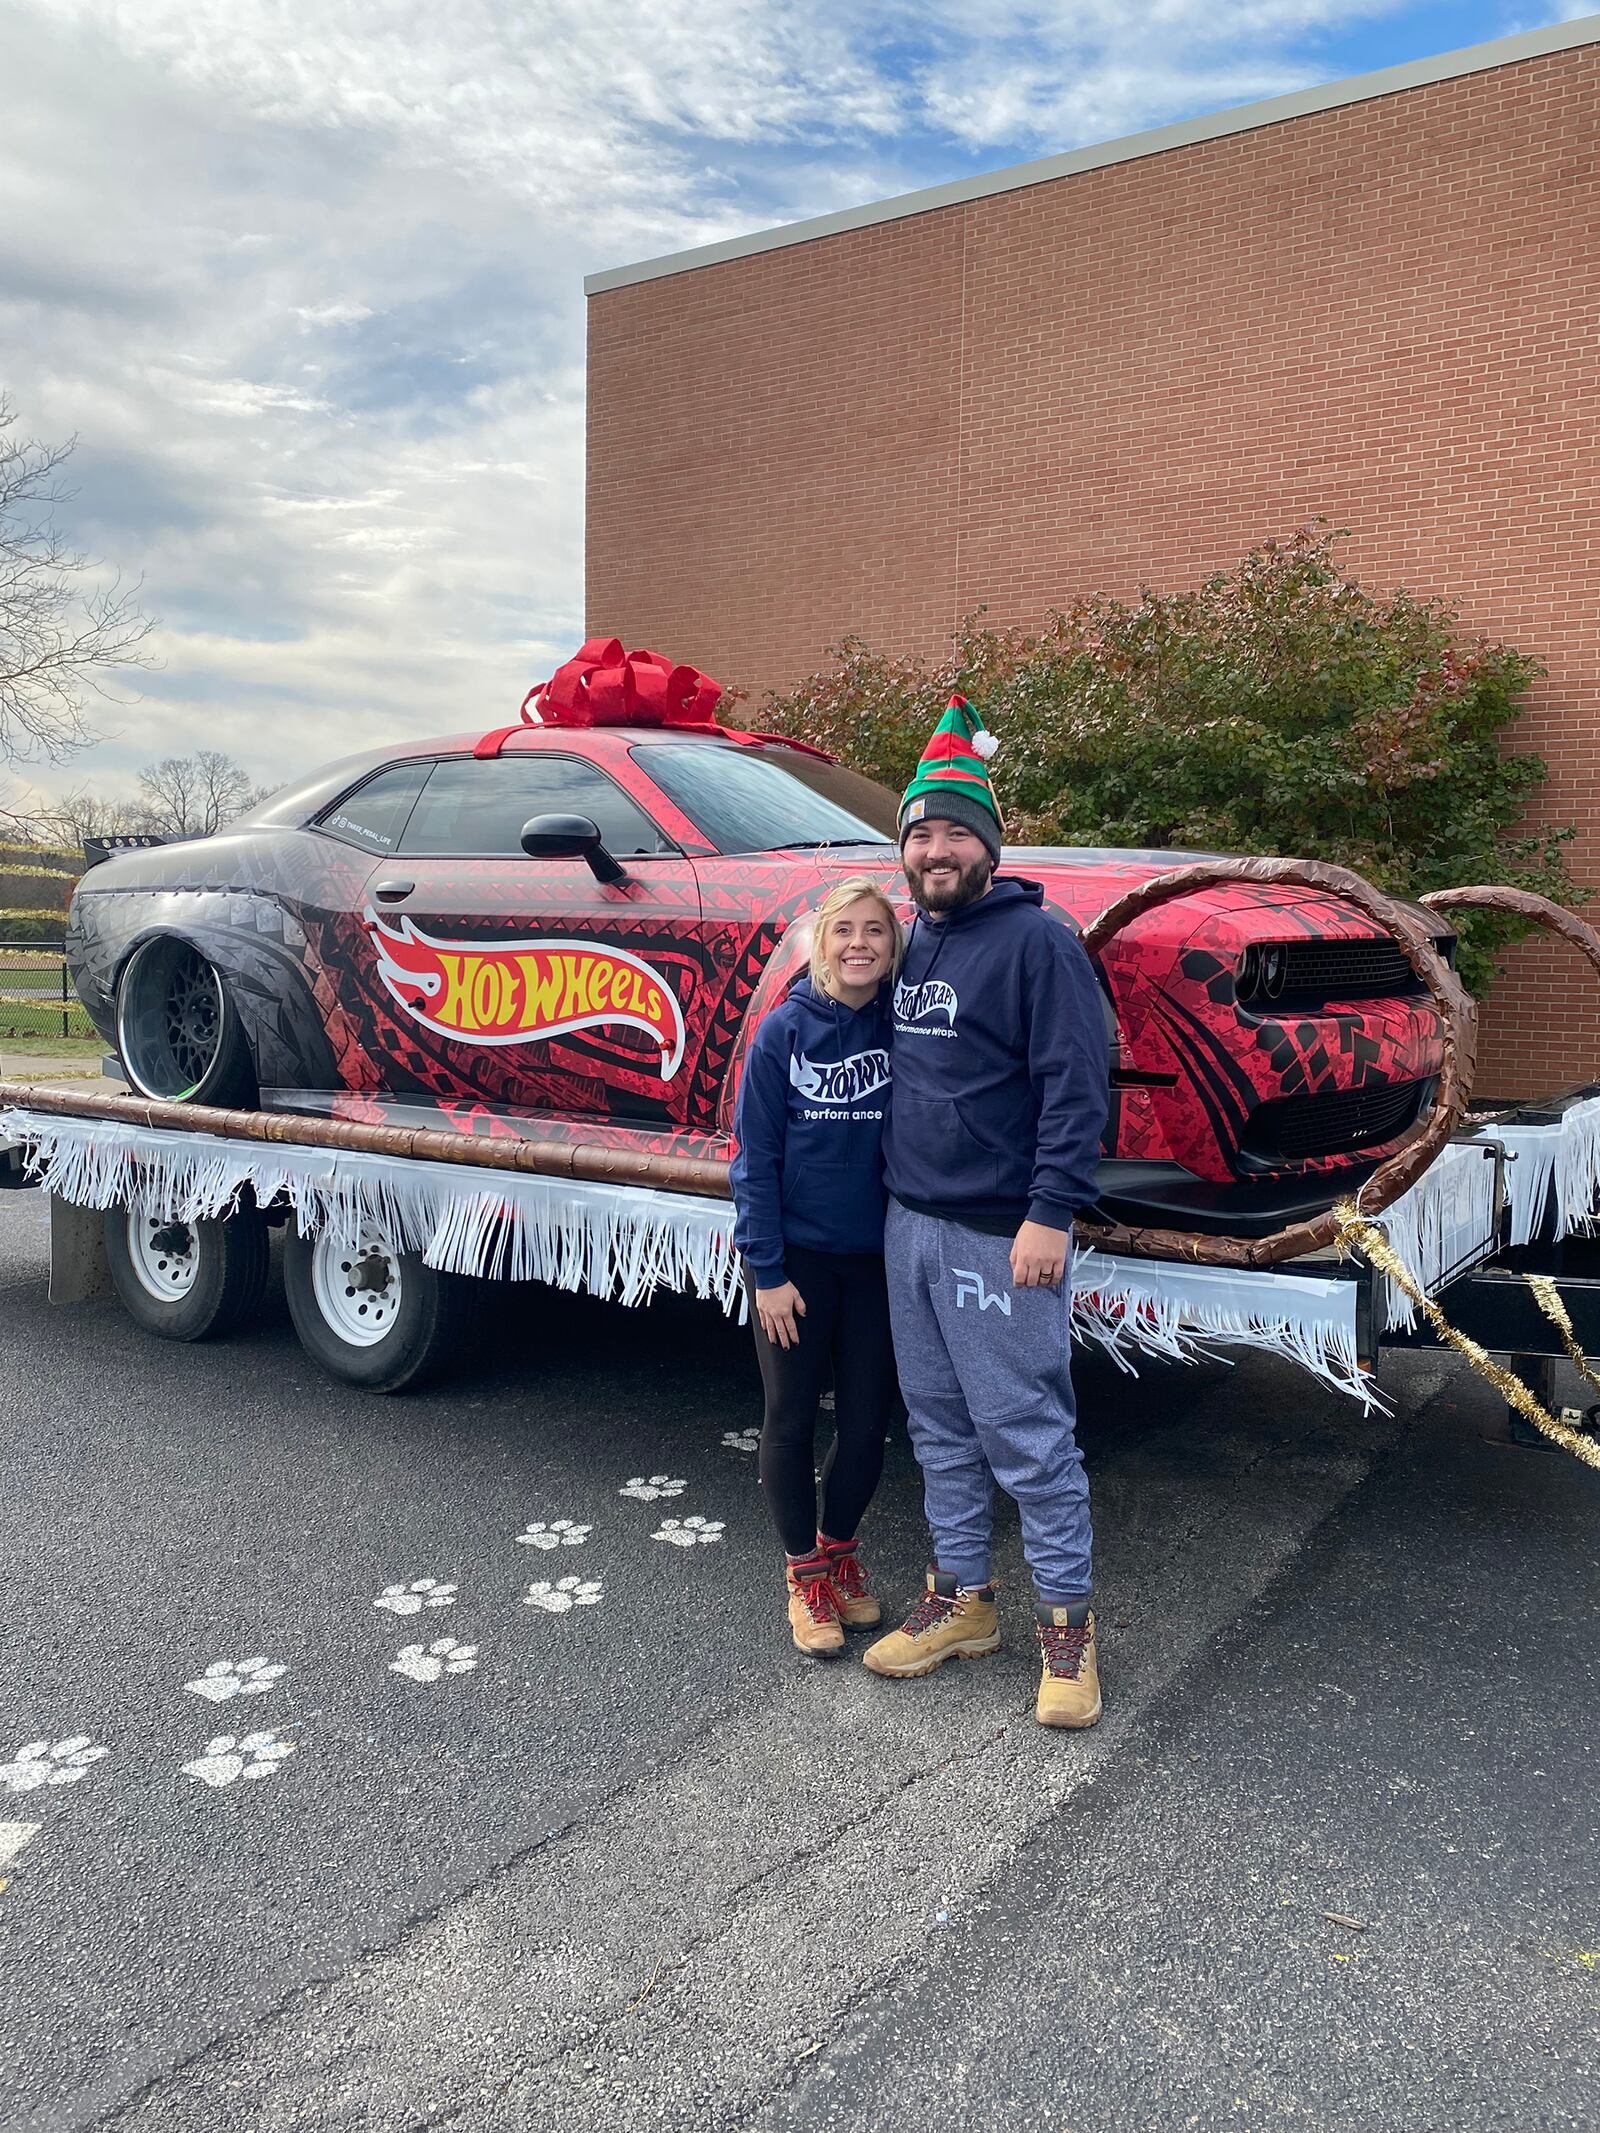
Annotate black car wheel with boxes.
[115,936,257,1106]
[105,1203,271,1341]
[283,1222,473,1393]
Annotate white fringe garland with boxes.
[1372,1140,1503,1335]
[1069,1247,1377,1408]
[0,1104,1375,1403]
[6,1097,1600,1407]
[1475,1094,1600,1247]
[0,1110,744,1313]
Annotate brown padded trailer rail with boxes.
[1419,883,1600,984]
[0,1081,733,1200]
[1072,857,1478,1269]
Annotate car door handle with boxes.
[373,879,414,903]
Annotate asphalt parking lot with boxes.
[2,1187,1597,2132]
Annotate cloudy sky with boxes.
[2,0,1588,805]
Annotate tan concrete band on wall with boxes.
[585,19,1600,1097]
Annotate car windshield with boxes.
[632,742,898,855]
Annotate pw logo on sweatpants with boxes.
[952,1269,1012,1315]
[888,1204,1091,1598]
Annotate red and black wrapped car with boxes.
[66,710,1454,1241]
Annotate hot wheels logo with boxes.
[364,909,686,1078]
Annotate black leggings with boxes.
[747,1243,896,1557]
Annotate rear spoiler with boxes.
[81,833,170,871]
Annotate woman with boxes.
[730,877,903,1656]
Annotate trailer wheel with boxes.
[283,1224,470,1393]
[105,1203,270,1341]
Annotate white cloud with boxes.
[291,301,376,327]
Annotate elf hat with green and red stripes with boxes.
[897,694,1003,861]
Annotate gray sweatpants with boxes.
[884,1198,1092,1605]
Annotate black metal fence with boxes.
[0,941,97,1042]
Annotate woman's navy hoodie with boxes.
[883,877,1109,1232]
[730,977,892,1284]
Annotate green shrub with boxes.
[0,910,69,944]
[760,527,1576,996]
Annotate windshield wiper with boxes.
[763,837,891,851]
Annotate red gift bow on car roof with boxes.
[524,639,724,728]
[476,639,834,761]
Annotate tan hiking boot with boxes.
[818,1533,881,1629]
[862,1570,1000,1678]
[786,1559,846,1657]
[1035,1606,1101,1728]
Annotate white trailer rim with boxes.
[311,1228,402,1347]
[126,1211,201,1301]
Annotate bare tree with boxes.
[135,749,261,838]
[0,392,157,767]
[0,780,36,842]
[28,782,145,848]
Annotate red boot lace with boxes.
[793,1572,841,1626]
[823,1548,870,1602]
[1038,1620,1092,1679]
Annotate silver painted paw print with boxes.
[523,1576,604,1613]
[619,1474,686,1503]
[721,1428,760,1454]
[390,1638,479,1684]
[652,1515,725,1548]
[516,1519,592,1551]
[374,1578,457,1616]
[0,1737,109,1793]
[181,1730,295,1790]
[184,1656,288,1703]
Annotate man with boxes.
[863,694,1111,1728]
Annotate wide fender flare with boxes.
[106,915,336,1095]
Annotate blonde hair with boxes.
[809,876,905,994]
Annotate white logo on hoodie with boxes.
[789,1050,891,1105]
[894,977,958,1033]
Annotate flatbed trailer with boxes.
[6,1078,1600,1437]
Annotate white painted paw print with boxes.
[721,1428,760,1454]
[184,1657,287,1704]
[523,1575,604,1613]
[619,1474,686,1503]
[181,1730,295,1790]
[390,1638,479,1684]
[374,1578,457,1616]
[517,1519,592,1551]
[652,1515,725,1548]
[0,1737,109,1793]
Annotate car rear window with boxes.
[318,762,432,855]
[631,742,897,855]
[398,755,672,858]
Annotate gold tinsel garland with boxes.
[1524,1275,1600,1405]
[1333,1199,1600,1470]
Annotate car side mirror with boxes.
[519,813,626,885]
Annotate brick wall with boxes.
[587,44,1600,1096]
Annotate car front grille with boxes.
[1235,935,1455,1011]
[1242,1077,1430,1163]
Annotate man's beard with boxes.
[905,850,993,913]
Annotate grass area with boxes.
[0,952,97,1040]
[0,1035,106,1061]
[0,1019,100,1045]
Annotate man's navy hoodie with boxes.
[883,876,1109,1233]
[731,977,893,1284]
